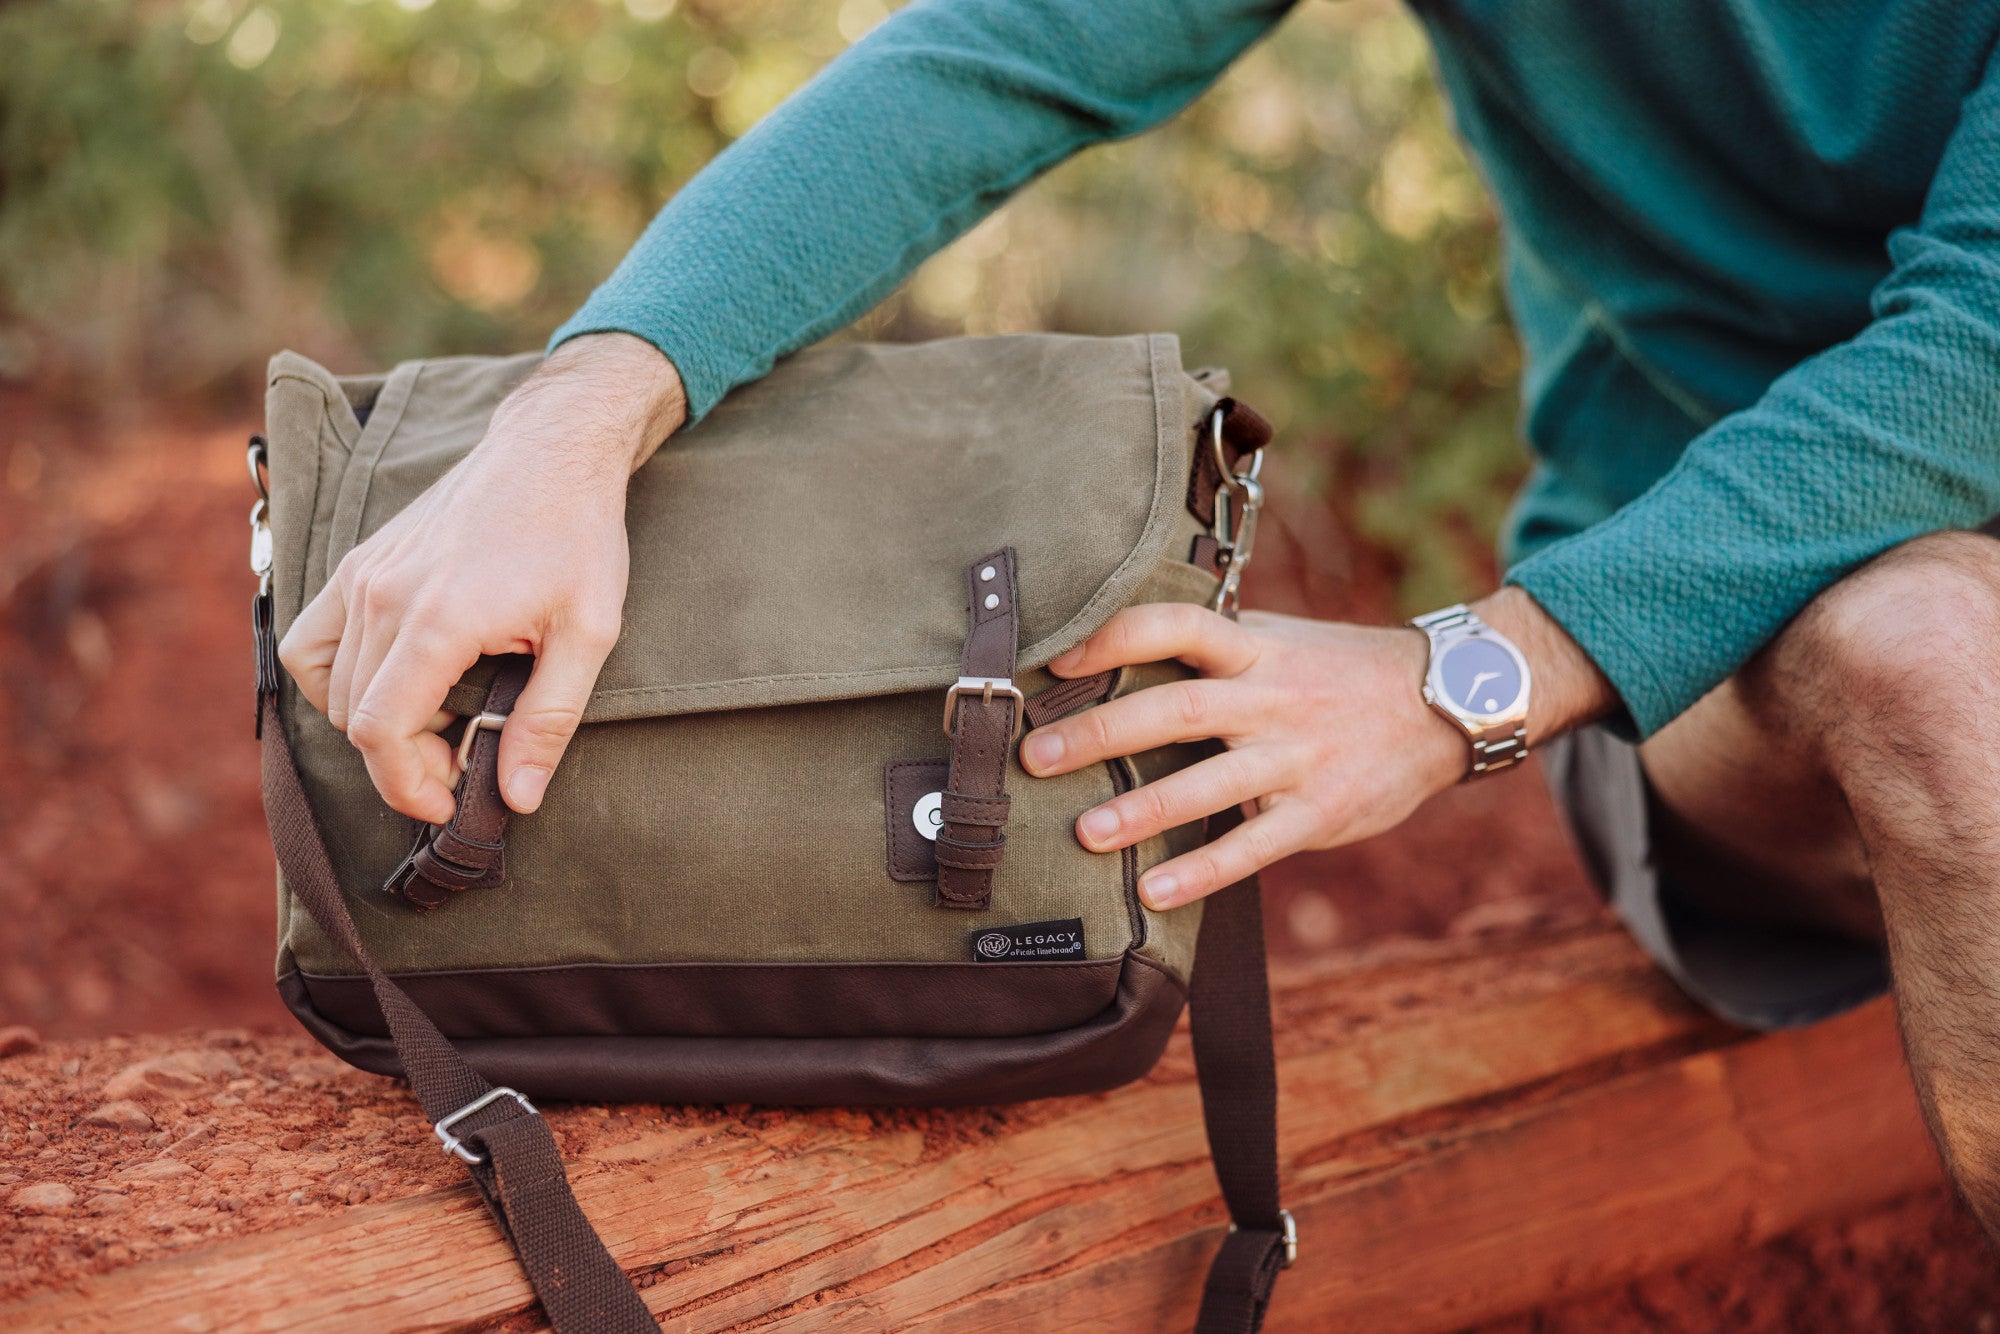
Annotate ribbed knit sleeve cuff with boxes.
[1505,544,1686,744]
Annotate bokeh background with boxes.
[1,0,1994,1324]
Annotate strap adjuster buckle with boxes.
[454,711,510,784]
[434,1086,537,1164]
[941,677,1025,741]
[1228,1208,1298,1269]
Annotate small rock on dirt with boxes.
[85,1193,131,1216]
[102,1049,242,1101]
[118,1159,196,1183]
[0,1026,40,1059]
[11,1182,77,1214]
[81,1100,156,1132]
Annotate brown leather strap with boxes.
[259,686,653,1331]
[384,656,532,911]
[1187,398,1273,528]
[937,549,1019,911]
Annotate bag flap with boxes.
[266,333,1214,724]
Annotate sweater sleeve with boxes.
[550,0,1296,420]
[1507,47,2000,738]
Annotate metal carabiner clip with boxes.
[1206,406,1266,615]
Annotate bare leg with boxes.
[1641,529,2000,1232]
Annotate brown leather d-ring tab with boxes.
[1187,397,1274,528]
[936,549,1020,911]
[384,654,534,911]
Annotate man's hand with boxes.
[1018,587,1614,909]
[279,333,686,824]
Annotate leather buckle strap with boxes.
[384,656,532,911]
[936,549,1020,912]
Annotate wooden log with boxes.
[0,926,1941,1332]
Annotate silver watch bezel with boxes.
[1418,622,1532,732]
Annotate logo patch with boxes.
[970,918,1087,962]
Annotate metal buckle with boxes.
[454,711,509,782]
[433,1086,537,1164]
[1227,1208,1299,1270]
[247,439,273,597]
[941,676,1025,741]
[1207,406,1266,615]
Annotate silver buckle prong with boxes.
[454,711,510,783]
[941,676,1025,741]
[433,1086,537,1164]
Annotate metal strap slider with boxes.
[434,1086,537,1164]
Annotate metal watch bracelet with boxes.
[1410,604,1531,778]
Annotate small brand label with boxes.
[970,918,1087,962]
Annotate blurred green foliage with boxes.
[0,0,1523,606]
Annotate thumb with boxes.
[496,628,613,814]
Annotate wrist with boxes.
[493,332,689,476]
[1467,585,1615,743]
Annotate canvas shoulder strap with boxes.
[260,688,656,1330]
[1190,810,1294,1332]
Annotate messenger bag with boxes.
[250,333,1293,1330]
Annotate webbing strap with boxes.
[260,691,654,1331]
[1190,836,1290,1331]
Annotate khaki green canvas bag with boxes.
[251,333,1293,1331]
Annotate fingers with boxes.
[1022,676,1241,776]
[1137,802,1315,911]
[1047,602,1257,680]
[347,631,477,825]
[495,621,617,813]
[278,581,347,716]
[1071,748,1271,854]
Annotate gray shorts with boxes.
[1541,726,1890,1032]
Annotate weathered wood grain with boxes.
[1,928,1940,1332]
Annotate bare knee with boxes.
[1769,530,2000,760]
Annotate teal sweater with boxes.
[553,0,2000,737]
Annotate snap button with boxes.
[912,791,944,841]
[979,565,996,582]
[983,593,1000,610]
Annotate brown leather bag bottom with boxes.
[276,949,1185,1106]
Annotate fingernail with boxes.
[1141,873,1178,910]
[507,765,551,813]
[1022,731,1064,773]
[1049,647,1084,674]
[1078,806,1120,847]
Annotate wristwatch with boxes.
[1410,604,1532,778]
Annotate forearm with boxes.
[1508,51,2000,738]
[1471,584,1617,744]
[496,333,688,477]
[553,0,1295,421]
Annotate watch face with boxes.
[1436,637,1524,717]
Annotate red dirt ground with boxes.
[1,390,1993,1326]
